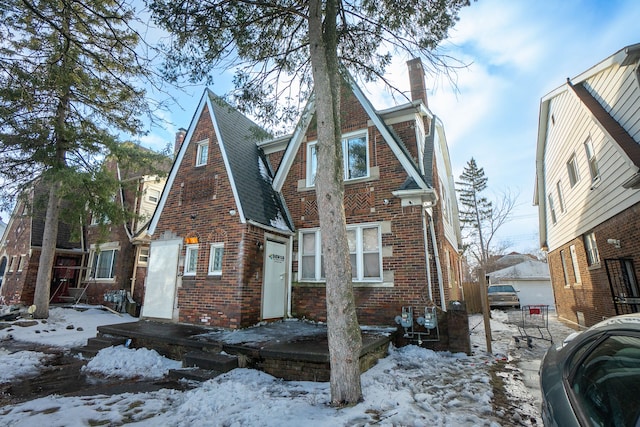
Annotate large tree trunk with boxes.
[308,0,363,406]
[33,181,62,318]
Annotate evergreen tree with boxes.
[456,158,515,269]
[147,0,472,405]
[0,0,167,318]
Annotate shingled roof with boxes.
[206,91,292,230]
[149,90,293,235]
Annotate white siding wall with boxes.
[433,124,460,252]
[544,63,640,251]
[137,177,167,233]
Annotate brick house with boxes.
[534,43,640,327]
[0,182,84,306]
[144,59,463,329]
[0,151,168,309]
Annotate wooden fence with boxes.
[462,282,483,314]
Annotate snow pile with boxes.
[0,349,51,383]
[0,306,137,348]
[82,345,182,379]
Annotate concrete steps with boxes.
[183,350,238,372]
[70,335,128,358]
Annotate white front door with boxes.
[141,239,181,319]
[262,240,287,319]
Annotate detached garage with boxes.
[487,260,555,308]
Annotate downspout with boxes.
[130,245,140,299]
[421,208,433,302]
[287,235,293,318]
[116,164,134,240]
[428,214,446,311]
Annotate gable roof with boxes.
[487,260,550,281]
[534,43,640,249]
[568,80,640,168]
[273,74,433,196]
[149,90,293,235]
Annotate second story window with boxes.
[306,131,369,186]
[556,181,566,213]
[584,138,600,182]
[548,194,557,224]
[567,154,580,188]
[147,189,160,204]
[195,140,209,167]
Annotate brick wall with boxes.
[548,202,640,327]
[283,88,453,326]
[0,204,34,305]
[152,106,290,329]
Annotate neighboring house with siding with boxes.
[142,58,463,329]
[534,43,640,327]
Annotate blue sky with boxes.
[133,0,640,254]
[1,2,636,253]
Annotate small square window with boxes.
[138,247,149,265]
[147,189,160,204]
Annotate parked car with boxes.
[540,313,640,427]
[487,284,520,309]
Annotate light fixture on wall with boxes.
[383,198,390,205]
[229,209,236,216]
[607,239,621,249]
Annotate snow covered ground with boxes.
[0,305,578,426]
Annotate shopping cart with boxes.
[506,305,553,348]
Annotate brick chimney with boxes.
[174,128,187,158]
[407,58,428,108]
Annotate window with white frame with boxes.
[440,179,453,224]
[208,243,224,275]
[184,244,198,275]
[306,132,369,186]
[567,155,580,187]
[300,224,381,282]
[584,138,600,182]
[147,189,160,204]
[570,245,582,284]
[89,247,118,280]
[17,255,26,272]
[560,250,570,287]
[8,255,17,272]
[584,232,600,266]
[548,194,557,225]
[138,247,149,265]
[195,140,209,167]
[556,181,565,213]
